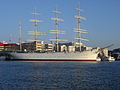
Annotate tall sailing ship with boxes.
[8,5,102,61]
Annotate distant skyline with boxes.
[0,0,120,49]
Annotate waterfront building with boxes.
[4,43,19,52]
[0,42,19,52]
[0,43,4,51]
[22,41,45,52]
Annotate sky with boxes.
[0,0,120,49]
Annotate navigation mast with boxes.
[19,22,22,51]
[29,9,43,41]
[74,4,88,51]
[49,8,66,52]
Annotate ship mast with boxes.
[49,8,66,52]
[74,4,88,51]
[19,22,22,51]
[29,8,43,41]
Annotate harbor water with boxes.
[0,61,120,90]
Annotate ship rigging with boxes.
[49,8,66,52]
[74,4,88,51]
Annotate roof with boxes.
[0,43,4,45]
[0,43,18,46]
[4,43,17,46]
[35,41,44,43]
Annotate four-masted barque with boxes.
[8,4,102,61]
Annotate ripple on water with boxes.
[0,61,120,90]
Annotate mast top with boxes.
[29,9,45,41]
[52,8,61,14]
[75,3,86,20]
[51,8,64,22]
[30,8,42,23]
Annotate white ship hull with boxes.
[9,50,100,61]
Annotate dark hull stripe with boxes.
[10,59,97,62]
